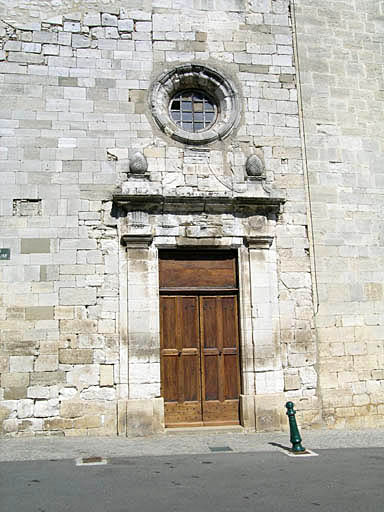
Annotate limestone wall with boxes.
[0,0,317,436]
[295,0,384,427]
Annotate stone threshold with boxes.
[165,425,245,435]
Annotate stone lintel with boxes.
[113,194,285,216]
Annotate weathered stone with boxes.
[9,356,34,373]
[246,154,265,177]
[100,364,114,386]
[27,386,50,399]
[34,355,58,372]
[129,152,148,174]
[59,288,97,306]
[1,372,29,388]
[25,307,54,320]
[59,349,93,364]
[34,399,59,418]
[17,399,34,419]
[80,386,116,400]
[21,239,51,253]
[30,371,66,386]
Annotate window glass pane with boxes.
[169,90,217,132]
[183,122,193,131]
[182,100,192,111]
[170,111,180,121]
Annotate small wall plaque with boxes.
[0,248,10,260]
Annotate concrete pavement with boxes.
[1,427,383,462]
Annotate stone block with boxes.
[59,349,93,364]
[4,387,28,400]
[0,405,14,432]
[80,386,116,400]
[240,394,256,430]
[34,355,58,372]
[66,365,99,390]
[72,35,91,48]
[27,386,50,399]
[9,356,34,373]
[60,319,98,333]
[21,238,51,253]
[44,418,73,430]
[0,356,9,373]
[60,400,115,419]
[59,288,97,306]
[102,13,118,26]
[25,307,54,321]
[284,373,300,391]
[117,400,127,436]
[100,364,114,386]
[1,373,29,388]
[34,399,59,417]
[30,371,66,386]
[64,21,80,32]
[2,419,19,433]
[126,398,164,436]
[254,393,286,432]
[118,19,134,32]
[84,13,101,26]
[17,399,34,419]
[72,415,102,429]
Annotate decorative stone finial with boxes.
[246,154,265,178]
[129,152,148,174]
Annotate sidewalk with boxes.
[1,427,383,462]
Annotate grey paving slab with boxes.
[0,428,383,462]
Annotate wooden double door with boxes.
[159,252,241,427]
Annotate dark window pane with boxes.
[171,100,180,110]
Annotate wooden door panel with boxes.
[202,400,240,425]
[160,296,202,426]
[159,251,237,290]
[200,295,240,424]
[161,294,241,426]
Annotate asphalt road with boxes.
[1,448,383,512]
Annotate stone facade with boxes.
[0,0,382,436]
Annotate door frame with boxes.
[118,233,281,432]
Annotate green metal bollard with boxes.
[285,401,305,453]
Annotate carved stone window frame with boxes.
[150,64,240,145]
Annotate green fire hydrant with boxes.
[285,401,305,453]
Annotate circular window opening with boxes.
[169,90,217,133]
[151,64,240,145]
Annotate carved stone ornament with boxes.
[129,152,148,174]
[246,154,265,178]
[151,64,240,145]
